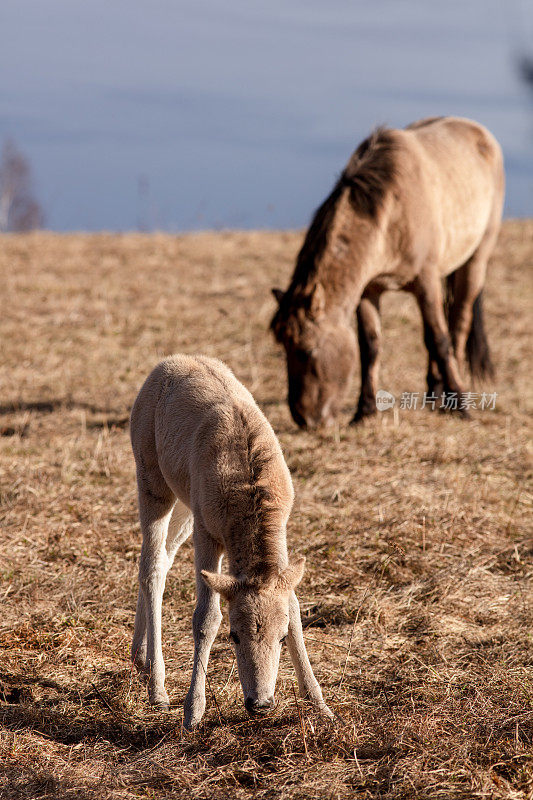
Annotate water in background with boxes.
[1,0,532,231]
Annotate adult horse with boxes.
[270,116,504,428]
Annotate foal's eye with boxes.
[229,631,240,645]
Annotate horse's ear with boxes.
[201,570,239,600]
[272,287,284,305]
[277,556,306,591]
[309,283,326,318]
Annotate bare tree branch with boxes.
[0,139,44,232]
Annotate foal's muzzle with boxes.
[245,696,276,716]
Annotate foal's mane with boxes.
[225,407,284,579]
[289,126,398,289]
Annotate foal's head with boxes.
[201,558,305,715]
[271,284,357,428]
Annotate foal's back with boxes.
[130,355,292,524]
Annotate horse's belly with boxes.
[437,204,493,275]
[428,146,499,274]
[366,273,408,292]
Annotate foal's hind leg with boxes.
[166,500,194,569]
[134,473,190,709]
[352,289,382,423]
[132,499,193,674]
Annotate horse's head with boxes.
[201,558,305,715]
[271,283,357,429]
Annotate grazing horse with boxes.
[271,116,504,428]
[130,355,332,729]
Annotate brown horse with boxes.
[271,116,504,428]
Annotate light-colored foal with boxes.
[130,354,333,729]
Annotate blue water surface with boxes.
[1,0,532,230]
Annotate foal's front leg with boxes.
[183,528,223,730]
[287,592,334,719]
[352,291,382,423]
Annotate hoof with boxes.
[317,703,336,721]
[148,689,170,711]
[183,711,204,731]
[350,409,377,425]
[131,643,147,675]
[132,659,148,680]
[303,693,337,723]
[437,403,471,419]
[183,693,206,731]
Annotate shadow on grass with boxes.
[0,399,129,430]
[2,761,101,800]
[0,670,177,751]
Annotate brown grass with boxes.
[0,222,531,799]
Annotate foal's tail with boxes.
[445,276,495,380]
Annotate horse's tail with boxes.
[467,290,494,380]
[445,276,494,380]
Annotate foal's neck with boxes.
[224,520,287,581]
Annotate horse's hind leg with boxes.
[352,289,382,423]
[414,270,467,413]
[424,326,444,399]
[447,228,498,380]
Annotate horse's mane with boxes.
[341,126,399,216]
[288,126,398,290]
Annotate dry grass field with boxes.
[0,221,532,799]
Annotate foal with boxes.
[130,355,332,729]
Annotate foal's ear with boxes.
[309,283,325,318]
[201,570,239,601]
[272,287,284,305]
[278,556,306,591]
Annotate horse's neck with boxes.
[317,251,373,318]
[316,218,381,316]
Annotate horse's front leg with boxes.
[352,290,382,423]
[414,272,468,413]
[287,592,334,719]
[183,528,223,730]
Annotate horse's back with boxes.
[395,117,504,274]
[407,116,502,171]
